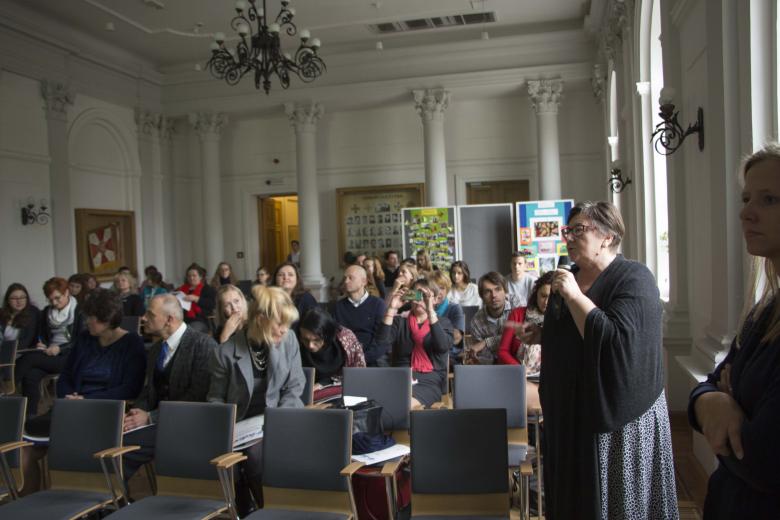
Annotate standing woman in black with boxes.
[0,283,41,350]
[689,144,780,518]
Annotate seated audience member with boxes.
[468,272,522,365]
[363,256,386,299]
[215,284,248,344]
[377,279,453,408]
[334,265,387,366]
[298,307,366,392]
[286,240,301,266]
[416,250,436,277]
[15,277,85,418]
[208,285,305,514]
[273,262,317,329]
[0,283,40,350]
[506,251,536,306]
[343,251,358,267]
[210,261,238,289]
[447,261,482,307]
[383,250,400,288]
[68,273,91,304]
[84,273,98,291]
[138,265,158,292]
[142,271,168,309]
[355,253,367,267]
[21,289,146,493]
[428,271,465,364]
[122,293,216,481]
[176,263,216,335]
[114,271,144,317]
[253,266,270,287]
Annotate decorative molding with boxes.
[160,116,176,141]
[597,0,633,66]
[187,112,228,138]
[0,148,52,166]
[527,79,563,114]
[412,89,450,122]
[70,161,142,178]
[134,108,162,136]
[40,80,75,118]
[591,63,607,102]
[283,102,325,132]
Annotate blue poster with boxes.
[515,199,574,275]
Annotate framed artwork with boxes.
[336,183,425,265]
[75,208,137,281]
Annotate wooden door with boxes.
[466,180,530,205]
[259,197,284,271]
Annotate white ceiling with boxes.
[11,0,589,70]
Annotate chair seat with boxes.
[0,489,112,520]
[245,509,350,520]
[413,516,508,519]
[508,443,528,466]
[107,495,227,519]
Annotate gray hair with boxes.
[152,293,183,322]
[567,201,625,250]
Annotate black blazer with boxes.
[0,305,41,349]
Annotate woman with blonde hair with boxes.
[208,284,305,514]
[113,271,144,317]
[363,256,386,299]
[214,284,248,344]
[210,261,238,289]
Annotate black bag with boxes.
[350,399,383,436]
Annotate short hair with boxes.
[511,251,531,259]
[144,265,159,276]
[43,277,69,298]
[428,270,451,293]
[151,293,184,322]
[478,272,508,297]
[81,288,123,328]
[185,263,207,281]
[567,201,625,250]
[414,277,440,297]
[449,261,471,285]
[150,271,163,285]
[527,271,554,313]
[272,262,306,300]
[291,240,300,246]
[298,307,339,343]
[248,286,299,346]
[342,251,358,266]
[384,250,399,260]
[215,284,248,327]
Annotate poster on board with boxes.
[516,199,574,275]
[402,206,458,270]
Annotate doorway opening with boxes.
[466,180,530,205]
[258,194,299,273]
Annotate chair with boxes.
[0,340,17,395]
[104,401,242,520]
[301,366,315,406]
[0,396,27,501]
[237,280,254,299]
[453,364,533,518]
[120,315,141,335]
[342,367,412,444]
[409,408,509,519]
[245,407,363,519]
[0,399,127,519]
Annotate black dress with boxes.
[540,256,677,519]
[688,300,780,518]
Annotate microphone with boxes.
[550,255,572,320]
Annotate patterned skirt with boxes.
[597,391,679,520]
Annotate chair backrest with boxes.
[154,401,236,493]
[237,280,253,299]
[342,367,411,432]
[0,396,26,468]
[301,366,315,406]
[262,407,353,513]
[453,364,526,429]
[47,399,125,491]
[410,408,509,517]
[120,316,140,335]
[0,340,18,392]
[461,306,480,335]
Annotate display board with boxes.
[457,204,514,279]
[515,199,574,275]
[401,206,458,269]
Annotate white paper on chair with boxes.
[233,415,264,450]
[351,443,410,465]
[343,395,367,407]
[172,291,192,311]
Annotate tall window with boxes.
[607,70,621,209]
[650,0,670,300]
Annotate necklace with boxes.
[248,341,268,373]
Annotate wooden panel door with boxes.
[259,197,284,271]
[466,180,530,205]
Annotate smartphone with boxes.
[402,290,423,302]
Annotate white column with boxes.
[413,89,450,207]
[635,81,658,275]
[41,80,76,276]
[188,112,227,274]
[284,102,327,300]
[527,79,564,200]
[135,109,168,271]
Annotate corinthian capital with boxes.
[40,80,75,119]
[135,109,162,137]
[527,79,563,114]
[188,112,228,138]
[284,102,324,132]
[412,89,450,122]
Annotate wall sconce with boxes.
[21,198,50,226]
[608,162,632,193]
[651,87,704,155]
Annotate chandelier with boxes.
[206,0,326,95]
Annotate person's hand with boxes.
[695,391,745,459]
[421,288,436,315]
[124,408,150,432]
[717,364,733,396]
[64,393,83,400]
[36,341,47,350]
[221,312,243,342]
[313,383,323,391]
[469,339,486,353]
[388,288,406,311]
[184,294,199,302]
[516,322,542,345]
[552,268,581,302]
[504,320,525,339]
[45,345,60,357]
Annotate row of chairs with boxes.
[0,397,517,519]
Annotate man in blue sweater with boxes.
[334,265,387,366]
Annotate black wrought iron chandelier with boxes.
[206,0,326,95]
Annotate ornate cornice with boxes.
[40,80,74,118]
[188,112,228,138]
[591,64,607,102]
[412,89,450,122]
[283,102,325,132]
[135,108,162,137]
[598,0,634,66]
[527,79,563,114]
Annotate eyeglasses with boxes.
[561,224,597,239]
[9,296,27,301]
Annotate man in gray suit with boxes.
[122,294,217,480]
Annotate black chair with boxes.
[0,399,127,519]
[237,280,253,299]
[342,367,412,444]
[245,407,363,519]
[409,408,509,519]
[0,396,27,501]
[103,401,242,520]
[301,366,315,406]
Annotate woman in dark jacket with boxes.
[113,271,144,317]
[177,263,216,335]
[272,262,317,329]
[0,283,40,351]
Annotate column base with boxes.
[302,274,329,302]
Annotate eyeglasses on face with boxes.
[9,296,27,301]
[561,224,597,239]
